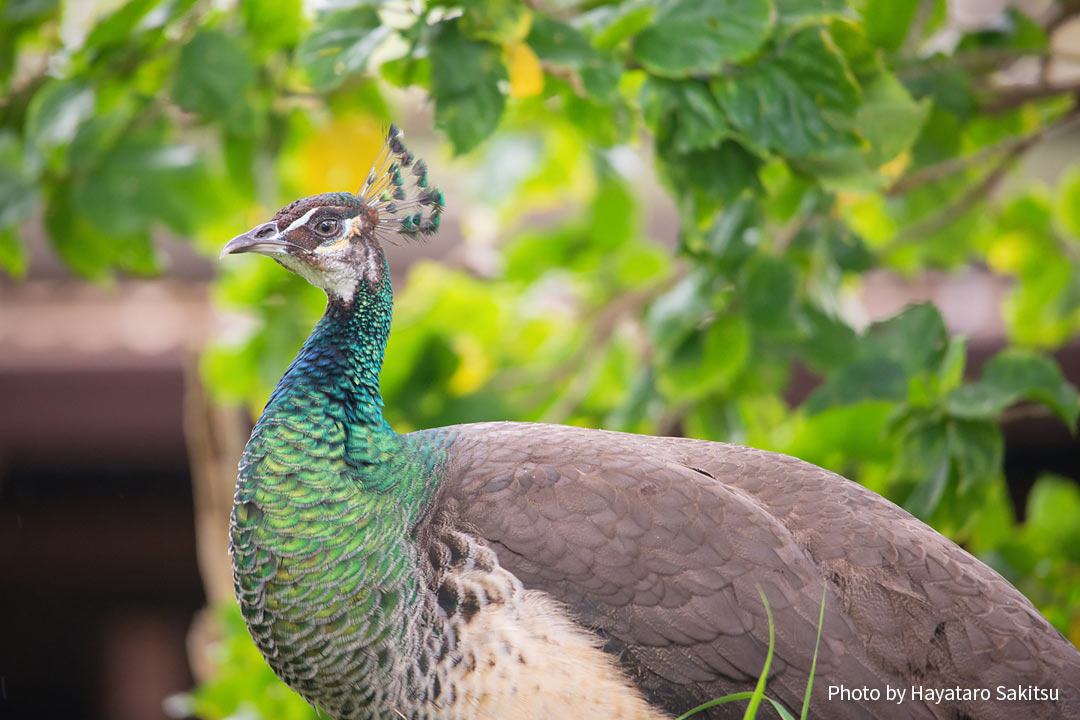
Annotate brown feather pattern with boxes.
[408,422,1080,720]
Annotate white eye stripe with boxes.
[284,206,321,234]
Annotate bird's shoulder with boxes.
[403,421,1080,719]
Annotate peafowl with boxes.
[220,126,1080,720]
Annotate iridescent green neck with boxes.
[264,259,396,468]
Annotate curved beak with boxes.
[220,222,290,259]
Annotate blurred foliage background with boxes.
[4,0,1080,717]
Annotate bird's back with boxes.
[410,421,1080,719]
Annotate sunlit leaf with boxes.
[861,0,918,51]
[527,15,621,100]
[631,0,772,77]
[741,255,799,336]
[946,349,1080,428]
[580,2,656,49]
[775,0,850,30]
[459,0,532,44]
[0,132,36,229]
[430,20,506,154]
[506,41,543,98]
[298,6,390,91]
[83,0,162,48]
[640,78,730,152]
[1055,162,1080,241]
[174,29,257,133]
[713,26,860,157]
[242,0,304,56]
[25,79,95,160]
[0,227,27,277]
[658,313,750,401]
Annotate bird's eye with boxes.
[314,218,339,237]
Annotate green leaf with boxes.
[948,419,1002,492]
[956,8,1047,54]
[856,72,931,167]
[527,14,594,64]
[775,0,850,30]
[458,0,532,44]
[242,0,304,56]
[806,304,947,413]
[741,255,799,335]
[806,355,907,412]
[647,270,714,352]
[640,78,730,152]
[25,79,95,158]
[658,313,750,401]
[946,349,1080,428]
[904,66,976,122]
[71,124,213,242]
[894,417,951,518]
[430,21,507,154]
[45,182,135,280]
[1055,162,1080,241]
[580,2,657,50]
[380,55,431,89]
[865,303,948,375]
[3,0,59,23]
[713,26,860,157]
[298,6,390,92]
[862,0,918,52]
[798,304,857,372]
[631,0,773,78]
[0,227,27,277]
[174,29,257,133]
[0,132,36,230]
[526,15,622,101]
[699,195,760,274]
[83,0,161,48]
[657,140,761,223]
[1024,475,1080,564]
[938,335,967,394]
[786,401,893,469]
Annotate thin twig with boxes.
[774,213,812,253]
[1000,404,1056,424]
[540,62,586,98]
[876,108,1080,256]
[982,78,1080,114]
[902,0,936,55]
[886,109,1080,196]
[542,277,678,421]
[879,154,1018,256]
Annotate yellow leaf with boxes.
[879,151,911,181]
[505,41,544,99]
[986,231,1031,274]
[448,334,492,394]
[288,114,384,197]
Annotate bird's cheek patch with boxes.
[315,235,351,254]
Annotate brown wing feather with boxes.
[411,422,1080,720]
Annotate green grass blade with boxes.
[675,691,755,719]
[800,585,828,720]
[676,586,802,720]
[743,588,774,720]
[765,697,797,720]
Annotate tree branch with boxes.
[981,78,1080,114]
[535,276,677,423]
[886,109,1080,196]
[876,108,1080,257]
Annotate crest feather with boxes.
[357,124,445,245]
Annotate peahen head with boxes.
[221,125,444,303]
